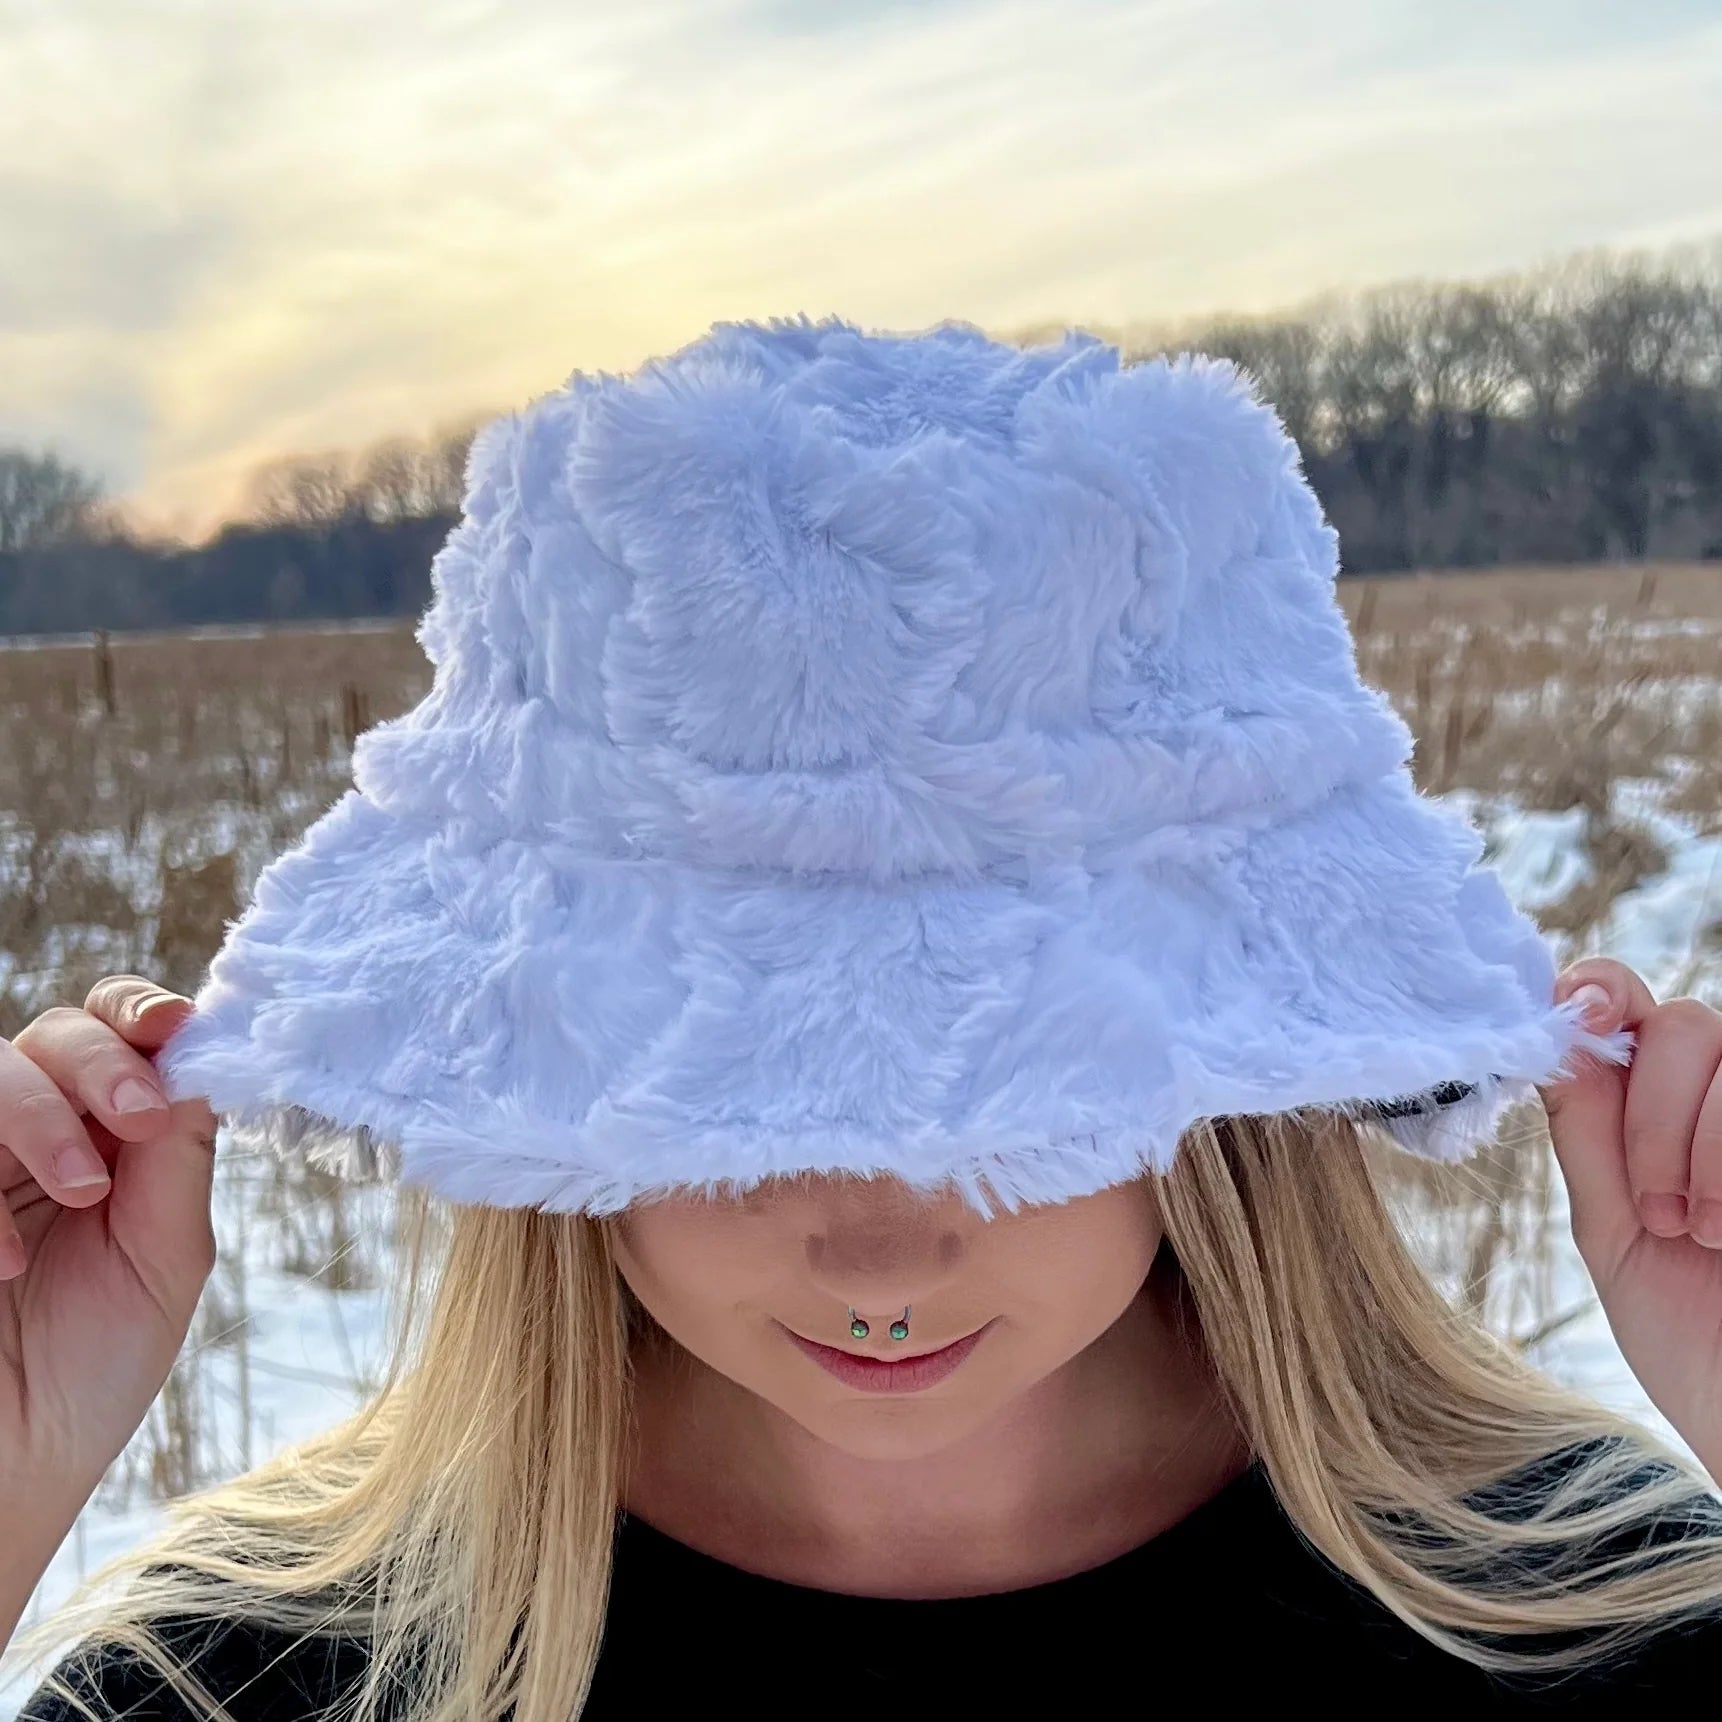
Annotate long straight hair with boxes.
[10,1111,1722,1719]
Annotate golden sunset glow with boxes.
[3,0,1719,537]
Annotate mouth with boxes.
[777,1318,995,1394]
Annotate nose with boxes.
[802,1181,970,1320]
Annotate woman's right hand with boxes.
[1,975,217,1517]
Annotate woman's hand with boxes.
[1539,958,1722,1478]
[0,975,217,1518]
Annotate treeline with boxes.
[2,245,1719,637]
[1044,243,1722,573]
[0,432,474,636]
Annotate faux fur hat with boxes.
[155,316,1629,1216]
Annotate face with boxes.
[609,1171,1162,1460]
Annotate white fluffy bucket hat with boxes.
[156,316,1628,1216]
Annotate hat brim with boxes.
[157,775,1631,1216]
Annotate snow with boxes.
[1445,788,1718,1453]
[1459,790,1722,1004]
[1622,617,1722,641]
[1416,785,1719,1461]
[1471,800,1593,912]
[0,619,407,654]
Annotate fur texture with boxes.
[156,317,1632,1216]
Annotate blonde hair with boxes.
[10,1110,1722,1719]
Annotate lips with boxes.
[780,1319,994,1394]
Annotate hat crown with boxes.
[352,316,1410,881]
[162,317,1600,1214]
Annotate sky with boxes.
[3,0,1720,539]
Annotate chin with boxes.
[786,1392,1003,1461]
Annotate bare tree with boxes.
[350,425,477,523]
[429,422,480,511]
[0,448,104,553]
[1160,245,1722,571]
[243,452,356,530]
[1179,314,1329,453]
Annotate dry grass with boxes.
[1336,561,1722,633]
[1,561,1718,1508]
[1338,562,1721,1338]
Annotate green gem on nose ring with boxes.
[890,1307,911,1342]
[848,1308,869,1340]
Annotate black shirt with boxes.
[19,1461,1722,1718]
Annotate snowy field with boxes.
[1437,790,1720,1454]
[2,765,1719,1710]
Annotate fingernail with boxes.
[1637,1192,1688,1237]
[111,1076,166,1116]
[1568,983,1612,1026]
[1690,1199,1722,1249]
[52,1142,111,1189]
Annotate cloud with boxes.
[2,0,1718,533]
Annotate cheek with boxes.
[611,1208,791,1356]
[1001,1192,1164,1355]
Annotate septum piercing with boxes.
[848,1306,912,1342]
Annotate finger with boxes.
[0,1201,25,1280]
[1623,999,1722,1238]
[0,1036,112,1206]
[104,1092,219,1295]
[82,975,196,1054]
[1538,961,1658,1273]
[79,977,219,1277]
[12,1004,177,1144]
[1686,1058,1722,1249]
[1553,957,1660,1037]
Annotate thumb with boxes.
[1538,959,1652,1271]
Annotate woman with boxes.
[5,319,1722,1718]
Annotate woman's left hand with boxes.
[1539,958,1722,1479]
